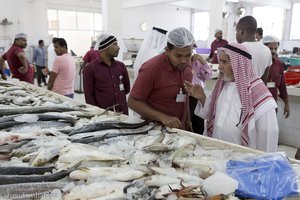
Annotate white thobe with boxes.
[47,44,57,71]
[195,82,279,152]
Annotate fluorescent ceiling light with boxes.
[227,0,239,2]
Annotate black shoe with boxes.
[44,83,47,86]
[38,84,42,87]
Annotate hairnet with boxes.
[262,35,280,44]
[14,33,27,39]
[166,27,195,48]
[215,29,222,35]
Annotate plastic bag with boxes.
[226,152,299,200]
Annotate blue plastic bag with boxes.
[226,152,299,200]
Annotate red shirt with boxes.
[83,58,130,114]
[130,53,192,130]
[267,57,288,101]
[209,39,228,64]
[82,48,99,63]
[2,44,33,83]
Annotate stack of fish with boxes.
[0,80,298,200]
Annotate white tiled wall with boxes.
[277,95,300,148]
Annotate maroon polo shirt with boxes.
[82,48,99,64]
[267,57,288,101]
[83,57,130,114]
[130,53,193,130]
[209,39,228,64]
[2,44,33,83]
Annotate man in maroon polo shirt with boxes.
[206,29,228,64]
[83,34,130,114]
[128,27,194,130]
[0,33,34,83]
[79,40,99,74]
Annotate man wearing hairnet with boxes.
[262,35,290,119]
[128,27,194,130]
[206,29,228,64]
[0,33,34,83]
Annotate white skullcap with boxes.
[167,27,195,48]
[215,29,222,35]
[95,33,117,51]
[14,33,27,39]
[262,35,280,44]
[91,40,97,47]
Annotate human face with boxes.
[218,51,234,82]
[106,42,120,58]
[54,43,65,56]
[15,38,27,48]
[215,31,223,40]
[166,45,193,70]
[266,42,278,58]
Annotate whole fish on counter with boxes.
[0,105,79,117]
[8,121,72,133]
[0,165,54,175]
[68,120,151,135]
[0,161,81,185]
[0,182,68,200]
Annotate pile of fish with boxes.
[0,80,299,200]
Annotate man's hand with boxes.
[159,115,181,129]
[284,105,290,118]
[42,67,49,76]
[18,66,28,74]
[1,73,7,80]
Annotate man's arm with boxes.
[79,61,87,75]
[123,66,131,95]
[0,56,7,80]
[128,95,181,129]
[17,52,29,73]
[47,71,57,90]
[82,66,97,105]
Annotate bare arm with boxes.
[0,57,7,80]
[17,52,29,73]
[128,95,181,129]
[47,71,57,90]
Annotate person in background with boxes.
[256,27,263,41]
[33,40,47,87]
[46,37,59,75]
[47,38,76,98]
[262,35,290,118]
[0,33,34,83]
[185,43,278,152]
[79,40,99,74]
[83,34,130,115]
[128,27,194,130]
[236,16,272,82]
[189,51,212,134]
[206,29,228,64]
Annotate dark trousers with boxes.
[36,66,47,85]
[189,96,204,134]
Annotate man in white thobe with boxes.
[184,43,278,152]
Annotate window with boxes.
[290,3,300,40]
[47,9,103,56]
[192,12,210,41]
[253,6,284,40]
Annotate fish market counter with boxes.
[0,80,300,200]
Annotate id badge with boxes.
[176,93,186,102]
[119,83,124,91]
[267,82,275,88]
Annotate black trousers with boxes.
[189,96,204,134]
[36,66,47,85]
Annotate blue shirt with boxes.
[33,47,46,67]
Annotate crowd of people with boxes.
[0,15,294,156]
